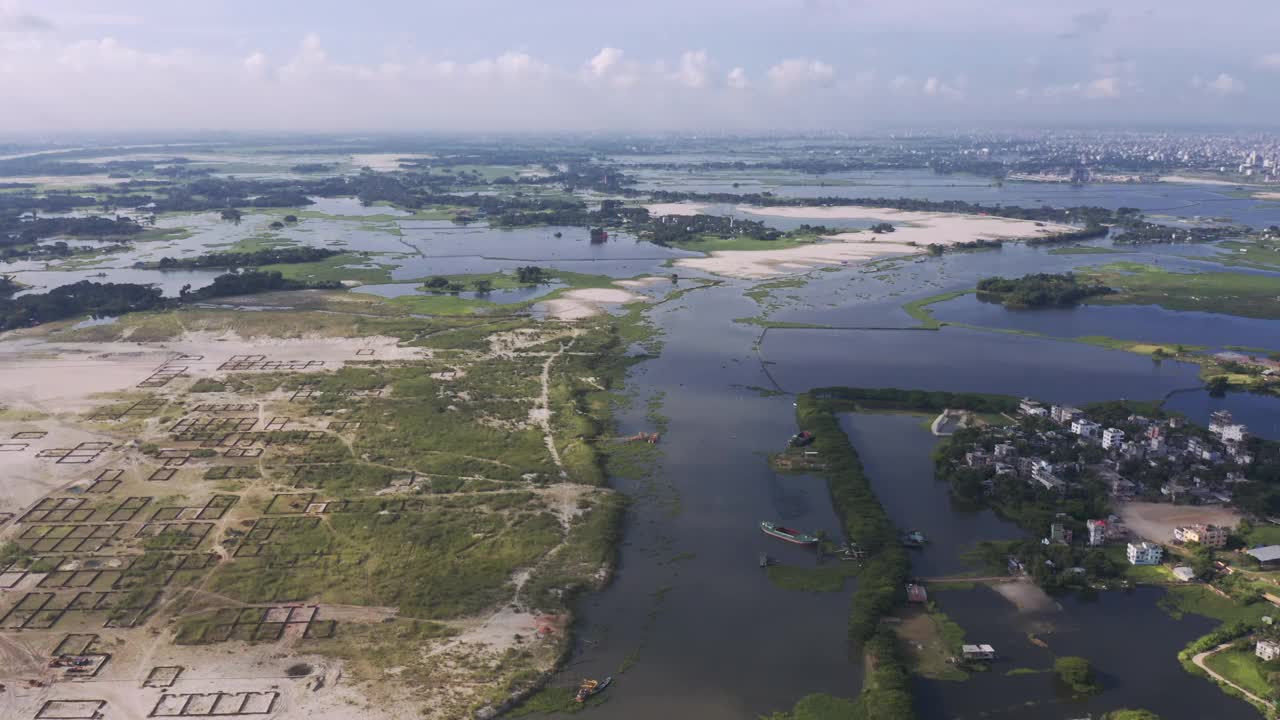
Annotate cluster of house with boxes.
[963,401,1254,502]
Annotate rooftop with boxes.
[1248,546,1280,563]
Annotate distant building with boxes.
[962,644,996,660]
[1051,405,1083,424]
[1127,541,1163,565]
[1248,546,1280,566]
[1209,410,1235,435]
[1019,398,1047,417]
[1102,428,1126,450]
[906,584,928,604]
[1050,523,1073,545]
[1258,639,1280,662]
[1174,524,1228,548]
[1031,460,1065,491]
[994,442,1017,459]
[1071,419,1101,439]
[1086,519,1107,546]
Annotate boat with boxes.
[759,552,771,567]
[575,676,612,703]
[760,521,819,545]
[900,530,927,548]
[789,431,815,447]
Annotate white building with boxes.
[1258,639,1280,662]
[1127,541,1163,565]
[1086,519,1107,546]
[1019,398,1047,417]
[1102,428,1126,450]
[1071,419,1101,439]
[1051,405,1082,424]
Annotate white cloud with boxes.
[673,50,711,89]
[1257,53,1280,70]
[1207,72,1245,95]
[1083,76,1120,98]
[922,76,965,100]
[765,58,834,91]
[588,47,623,77]
[727,66,748,90]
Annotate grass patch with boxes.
[902,290,971,329]
[1047,246,1123,255]
[258,252,396,284]
[668,233,821,254]
[765,563,860,592]
[1204,648,1274,699]
[1159,585,1274,624]
[1081,262,1280,320]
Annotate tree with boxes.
[1206,376,1230,397]
[1105,711,1160,720]
[1054,656,1100,695]
[424,277,450,290]
[471,279,493,294]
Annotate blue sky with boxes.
[2,0,1278,133]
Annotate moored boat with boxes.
[760,521,819,545]
[900,530,927,548]
[575,676,612,703]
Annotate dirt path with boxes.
[1192,642,1274,710]
[532,332,578,479]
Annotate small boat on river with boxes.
[900,530,928,548]
[575,676,612,703]
[760,521,819,545]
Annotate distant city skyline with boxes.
[2,0,1279,134]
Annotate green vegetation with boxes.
[144,246,340,270]
[1104,710,1162,720]
[258,252,396,284]
[1212,239,1280,271]
[902,290,970,329]
[1053,656,1101,696]
[761,693,861,720]
[667,232,821,253]
[765,563,860,592]
[1204,648,1274,700]
[1047,246,1123,255]
[1081,262,1280,319]
[975,272,1115,308]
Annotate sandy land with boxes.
[644,201,710,216]
[674,206,1078,278]
[539,287,648,320]
[1159,175,1258,187]
[3,174,130,188]
[989,578,1061,612]
[1118,501,1242,544]
[614,275,668,289]
[0,331,426,515]
[1254,191,1280,201]
[348,153,434,172]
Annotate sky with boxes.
[1,0,1279,135]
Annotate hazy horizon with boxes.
[2,0,1279,134]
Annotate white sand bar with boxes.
[644,202,709,216]
[539,287,648,320]
[675,205,1080,279]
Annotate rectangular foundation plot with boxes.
[53,633,99,656]
[35,700,106,719]
[0,442,29,452]
[13,430,47,439]
[144,665,183,688]
[151,694,189,716]
[106,497,152,522]
[149,468,178,482]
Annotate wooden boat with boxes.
[575,676,612,702]
[760,521,819,545]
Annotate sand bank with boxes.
[675,205,1077,278]
[1254,191,1280,201]
[644,202,709,216]
[539,287,647,320]
[1118,501,1241,544]
[1159,175,1255,187]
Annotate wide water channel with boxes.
[555,232,1275,717]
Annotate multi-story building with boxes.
[1127,541,1163,565]
[1086,519,1107,546]
[1071,419,1101,439]
[1174,524,1228,548]
[1102,428,1126,450]
[1258,639,1280,662]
